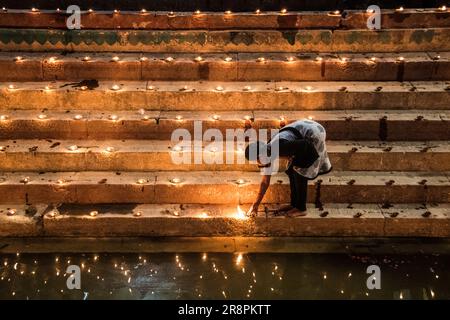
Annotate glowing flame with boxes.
[236,205,247,220]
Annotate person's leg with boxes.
[286,172,308,216]
[296,174,308,212]
[287,166,297,207]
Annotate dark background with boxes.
[0,1,443,11]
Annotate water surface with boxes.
[0,253,448,300]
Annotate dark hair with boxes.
[245,141,268,161]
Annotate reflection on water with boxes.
[0,252,448,300]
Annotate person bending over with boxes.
[245,119,332,217]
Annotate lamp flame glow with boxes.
[236,205,247,220]
[170,178,182,185]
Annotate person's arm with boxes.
[247,175,271,216]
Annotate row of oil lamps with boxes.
[0,140,249,155]
[0,112,302,123]
[4,181,249,218]
[5,206,244,218]
[1,6,448,14]
[13,54,435,63]
[3,83,315,92]
[0,144,246,154]
[0,113,270,121]
[0,175,247,186]
[6,81,449,93]
[9,82,450,93]
[0,112,306,139]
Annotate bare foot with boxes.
[278,204,293,212]
[286,208,307,217]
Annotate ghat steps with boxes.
[1,52,450,82]
[0,5,449,238]
[0,171,448,204]
[1,203,449,238]
[0,140,449,172]
[1,9,450,30]
[1,81,450,110]
[1,110,448,141]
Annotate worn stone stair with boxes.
[0,140,449,172]
[1,81,450,110]
[0,3,449,239]
[1,110,448,140]
[1,203,449,238]
[2,9,450,30]
[0,171,448,204]
[1,52,450,82]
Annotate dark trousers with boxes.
[286,166,308,211]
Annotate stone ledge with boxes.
[0,205,45,236]
[1,10,449,30]
[0,171,448,204]
[0,52,449,81]
[1,81,450,110]
[1,203,448,238]
[0,110,448,141]
[2,235,450,253]
[0,139,449,172]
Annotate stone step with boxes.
[0,171,448,204]
[0,1,441,11]
[1,203,449,237]
[1,110,448,141]
[1,28,450,52]
[0,139,449,172]
[2,52,449,82]
[1,81,450,111]
[4,237,450,254]
[1,9,449,30]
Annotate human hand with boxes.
[246,203,259,217]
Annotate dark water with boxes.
[0,253,448,300]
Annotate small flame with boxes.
[236,205,247,220]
